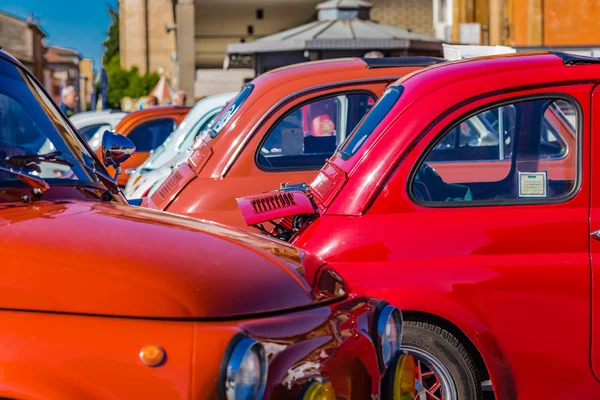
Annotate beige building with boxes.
[118,0,437,102]
[371,0,434,36]
[79,59,95,110]
[119,0,176,76]
[0,10,47,81]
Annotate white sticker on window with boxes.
[518,171,547,198]
[281,128,304,155]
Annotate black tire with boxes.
[403,318,483,400]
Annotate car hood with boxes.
[0,200,331,319]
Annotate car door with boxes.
[365,84,594,397]
[117,117,177,185]
[589,83,600,382]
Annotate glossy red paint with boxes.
[145,57,442,227]
[243,52,600,398]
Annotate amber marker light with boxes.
[139,344,165,367]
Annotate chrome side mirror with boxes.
[101,130,136,180]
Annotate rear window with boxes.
[209,84,253,138]
[339,85,403,159]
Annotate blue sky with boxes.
[1,0,118,73]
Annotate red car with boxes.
[238,52,600,399]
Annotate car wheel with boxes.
[402,319,483,400]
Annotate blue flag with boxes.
[100,68,108,110]
[90,77,97,111]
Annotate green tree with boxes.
[104,54,160,109]
[102,6,119,67]
[100,4,160,109]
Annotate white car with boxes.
[124,92,236,198]
[70,110,127,151]
[38,109,127,159]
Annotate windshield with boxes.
[338,85,404,159]
[0,56,97,186]
[175,107,221,151]
[141,104,224,170]
[209,84,253,138]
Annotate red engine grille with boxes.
[250,192,297,214]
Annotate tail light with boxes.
[310,161,347,209]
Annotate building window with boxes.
[256,9,264,20]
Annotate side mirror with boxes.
[102,130,136,180]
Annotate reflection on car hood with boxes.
[0,200,329,319]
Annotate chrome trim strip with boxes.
[219,76,402,178]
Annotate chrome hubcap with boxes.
[401,346,458,400]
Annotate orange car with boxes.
[142,57,444,227]
[100,105,190,186]
[0,50,415,399]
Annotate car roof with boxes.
[393,51,600,98]
[359,56,446,68]
[70,111,127,129]
[250,57,445,94]
[119,105,191,120]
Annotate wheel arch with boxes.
[401,309,514,400]
[403,311,490,381]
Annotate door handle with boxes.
[591,230,600,240]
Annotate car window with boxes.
[339,86,403,159]
[411,97,578,204]
[192,109,220,142]
[257,92,375,170]
[0,58,96,183]
[209,84,253,138]
[429,105,567,163]
[127,118,176,152]
[78,123,110,142]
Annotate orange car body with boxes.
[143,57,443,227]
[0,200,385,399]
[105,106,190,186]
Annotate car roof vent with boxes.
[360,56,447,68]
[550,51,600,66]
